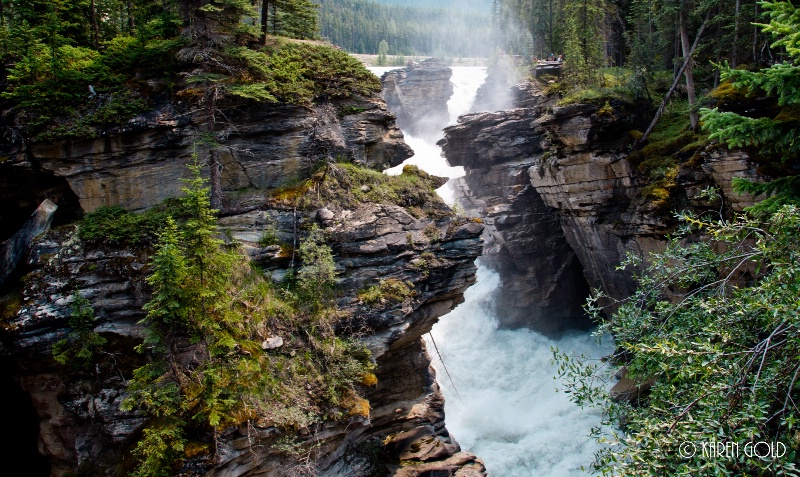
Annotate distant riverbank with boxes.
[350,54,487,67]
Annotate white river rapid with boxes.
[369,65,614,477]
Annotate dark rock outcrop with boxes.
[441,80,763,330]
[381,59,454,139]
[4,200,484,477]
[0,199,58,287]
[441,85,591,333]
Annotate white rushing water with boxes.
[374,66,487,205]
[369,65,613,476]
[428,268,614,476]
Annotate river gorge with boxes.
[372,63,614,477]
[0,53,765,477]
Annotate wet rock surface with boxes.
[381,58,454,139]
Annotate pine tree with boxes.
[376,38,388,65]
[700,0,800,214]
[52,291,107,371]
[140,216,188,353]
[562,0,608,87]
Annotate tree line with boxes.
[493,0,775,88]
[316,0,493,57]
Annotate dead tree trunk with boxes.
[0,200,58,287]
[636,11,710,147]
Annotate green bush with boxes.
[78,206,173,246]
[556,207,800,476]
[316,163,450,219]
[229,41,381,105]
[52,291,107,371]
[358,279,415,306]
[3,32,180,141]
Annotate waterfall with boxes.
[370,65,612,476]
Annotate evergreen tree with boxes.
[700,0,800,214]
[376,38,388,65]
[52,291,107,371]
[562,0,609,87]
[140,216,188,353]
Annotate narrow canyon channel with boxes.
[370,65,615,477]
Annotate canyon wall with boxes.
[0,97,411,220]
[0,89,486,476]
[441,80,762,332]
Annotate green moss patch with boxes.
[627,101,710,208]
[313,163,451,219]
[557,86,637,107]
[358,279,416,307]
[229,41,381,105]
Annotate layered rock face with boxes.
[441,80,763,330]
[442,86,591,333]
[0,97,412,219]
[0,93,486,475]
[380,59,454,139]
[6,202,485,477]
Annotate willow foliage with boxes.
[557,206,800,476]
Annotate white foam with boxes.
[381,67,486,205]
[428,267,614,477]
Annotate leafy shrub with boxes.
[556,207,800,476]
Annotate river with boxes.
[369,65,614,477]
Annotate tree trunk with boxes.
[127,1,135,32]
[260,0,269,45]
[206,88,223,210]
[753,0,758,63]
[549,0,554,54]
[732,0,741,68]
[679,8,699,131]
[90,0,100,48]
[0,200,58,287]
[636,11,710,147]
